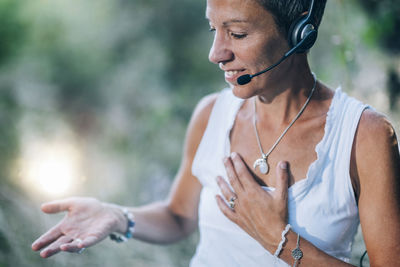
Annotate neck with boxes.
[254,56,316,125]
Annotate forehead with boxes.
[206,0,273,27]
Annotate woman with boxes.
[32,0,400,266]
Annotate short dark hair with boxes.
[256,0,327,37]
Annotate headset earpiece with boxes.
[287,0,318,53]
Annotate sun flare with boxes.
[21,141,81,196]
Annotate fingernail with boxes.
[280,161,288,169]
[231,152,237,159]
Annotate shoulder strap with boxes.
[192,89,244,186]
[330,89,370,200]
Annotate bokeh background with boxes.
[0,0,399,266]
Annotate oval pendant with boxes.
[253,158,269,174]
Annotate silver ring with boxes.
[77,247,86,254]
[229,196,237,209]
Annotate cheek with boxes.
[239,34,287,68]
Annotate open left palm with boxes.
[32,197,121,258]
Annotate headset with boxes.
[237,0,318,85]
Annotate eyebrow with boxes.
[205,17,250,26]
[223,19,249,26]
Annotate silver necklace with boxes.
[253,73,317,174]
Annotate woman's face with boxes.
[206,0,288,98]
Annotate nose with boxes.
[208,32,234,64]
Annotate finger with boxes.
[215,195,238,222]
[80,235,99,248]
[39,235,73,258]
[41,198,75,214]
[230,152,258,188]
[275,161,289,200]
[60,238,85,253]
[223,156,243,192]
[216,176,236,201]
[32,223,63,251]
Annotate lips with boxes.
[224,69,246,84]
[225,70,241,77]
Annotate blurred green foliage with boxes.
[0,1,25,263]
[357,0,400,109]
[0,85,19,184]
[0,0,25,179]
[358,0,400,54]
[0,0,27,64]
[388,67,400,110]
[0,0,398,266]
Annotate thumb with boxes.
[275,161,289,200]
[41,198,74,214]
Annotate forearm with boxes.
[269,230,354,267]
[106,201,197,244]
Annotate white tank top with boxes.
[190,88,369,267]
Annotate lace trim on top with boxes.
[224,87,342,201]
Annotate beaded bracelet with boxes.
[274,224,291,257]
[109,208,135,243]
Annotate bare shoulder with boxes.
[356,109,398,149]
[351,108,398,198]
[352,108,399,189]
[354,110,400,265]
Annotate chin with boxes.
[230,83,256,100]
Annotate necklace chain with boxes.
[253,73,317,173]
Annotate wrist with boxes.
[259,223,290,254]
[273,224,291,257]
[103,203,130,234]
[105,204,136,243]
[267,222,288,248]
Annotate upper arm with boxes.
[166,93,218,228]
[352,109,400,266]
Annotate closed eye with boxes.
[231,33,247,39]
